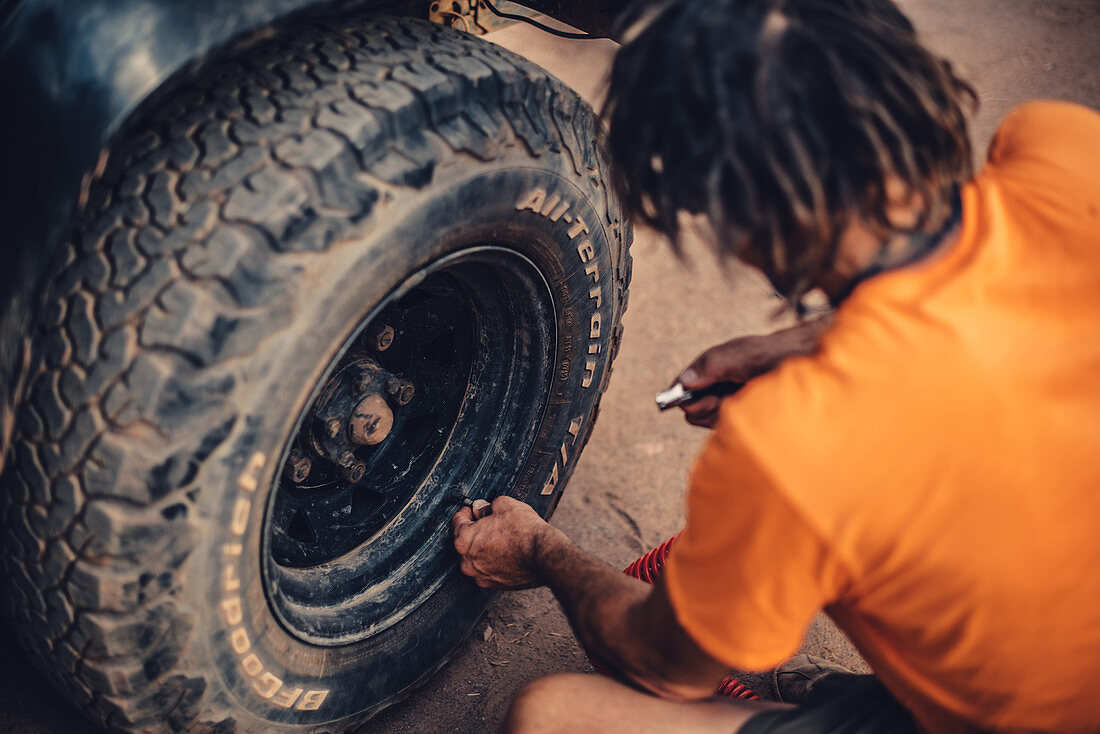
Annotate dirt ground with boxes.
[1,1,1097,732]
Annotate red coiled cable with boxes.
[590,533,759,701]
[715,677,758,700]
[623,533,682,585]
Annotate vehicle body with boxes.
[0,1,632,731]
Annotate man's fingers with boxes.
[683,398,720,428]
[677,364,708,389]
[676,353,726,392]
[451,506,475,536]
[678,339,752,391]
[685,413,718,429]
[472,499,491,519]
[681,396,720,428]
[681,395,720,416]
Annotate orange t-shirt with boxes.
[664,101,1100,734]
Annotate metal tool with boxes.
[655,381,744,411]
[448,489,493,516]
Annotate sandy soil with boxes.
[1,1,1097,732]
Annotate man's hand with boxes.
[451,497,729,700]
[676,334,773,428]
[451,496,562,589]
[676,316,833,428]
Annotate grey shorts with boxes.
[740,673,917,734]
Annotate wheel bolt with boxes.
[386,377,415,406]
[337,451,367,483]
[369,323,396,352]
[327,419,342,438]
[349,394,394,445]
[342,459,367,484]
[284,450,311,483]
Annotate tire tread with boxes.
[1,14,632,733]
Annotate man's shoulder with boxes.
[985,101,1100,189]
[991,101,1100,149]
[714,308,959,522]
[724,302,937,440]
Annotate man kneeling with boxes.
[452,0,1100,731]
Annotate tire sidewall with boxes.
[192,160,618,727]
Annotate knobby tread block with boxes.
[1,13,632,734]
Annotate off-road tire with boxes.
[0,14,630,733]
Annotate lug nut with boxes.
[349,394,394,445]
[284,450,311,483]
[386,377,415,406]
[337,451,366,483]
[369,324,395,352]
[341,457,367,484]
[326,419,342,439]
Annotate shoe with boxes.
[771,654,854,704]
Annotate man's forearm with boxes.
[534,526,647,672]
[756,314,833,372]
[450,495,727,697]
[532,527,724,699]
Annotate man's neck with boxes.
[820,189,962,304]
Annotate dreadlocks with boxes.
[604,0,977,305]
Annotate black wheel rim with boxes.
[262,246,555,646]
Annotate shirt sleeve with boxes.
[663,408,852,672]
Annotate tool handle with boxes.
[655,381,744,411]
[691,381,745,400]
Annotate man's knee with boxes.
[500,674,591,734]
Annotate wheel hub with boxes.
[349,394,394,447]
[304,355,408,482]
[263,248,556,644]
